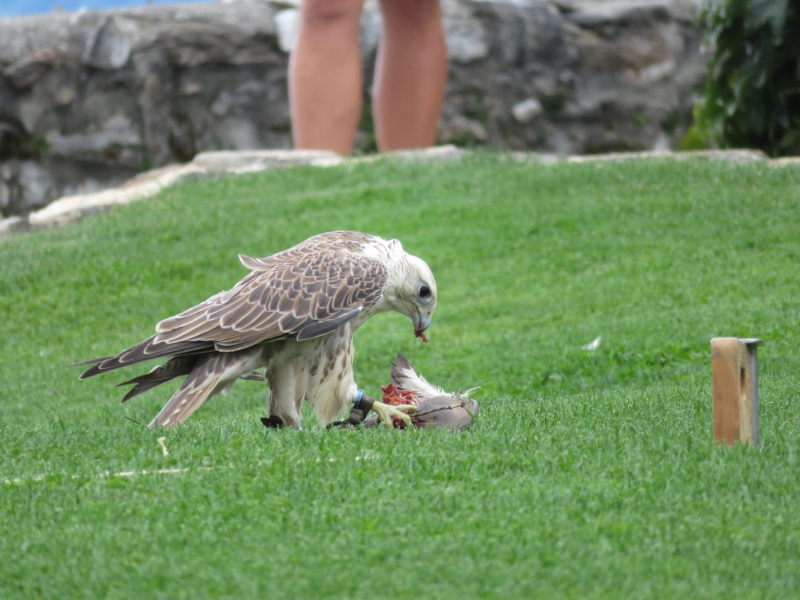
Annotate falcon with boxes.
[75,231,437,429]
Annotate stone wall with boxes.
[0,0,705,217]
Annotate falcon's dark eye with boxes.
[419,285,432,299]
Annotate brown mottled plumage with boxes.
[75,231,437,429]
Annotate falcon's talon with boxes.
[260,415,285,428]
[327,404,370,428]
[371,400,416,429]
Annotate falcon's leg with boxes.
[330,394,416,428]
[303,326,360,426]
[350,391,416,429]
[266,359,304,428]
[292,361,309,415]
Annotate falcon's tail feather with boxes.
[148,367,220,429]
[147,351,254,429]
[117,355,200,403]
[72,335,213,379]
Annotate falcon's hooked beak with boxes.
[414,313,432,334]
[414,313,432,343]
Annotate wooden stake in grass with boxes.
[711,337,763,446]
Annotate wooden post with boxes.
[711,337,762,445]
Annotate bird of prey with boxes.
[75,231,437,429]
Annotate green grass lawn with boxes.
[1,154,799,598]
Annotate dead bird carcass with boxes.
[359,354,479,430]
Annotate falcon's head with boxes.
[384,252,438,340]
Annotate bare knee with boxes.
[299,0,364,28]
[379,0,442,28]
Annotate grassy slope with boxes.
[1,155,798,598]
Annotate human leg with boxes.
[289,0,366,155]
[373,0,447,151]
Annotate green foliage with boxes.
[694,0,800,156]
[356,97,379,154]
[1,155,800,598]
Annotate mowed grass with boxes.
[1,154,799,598]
